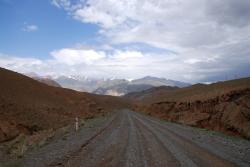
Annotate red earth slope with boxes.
[0,67,129,143]
[131,78,250,139]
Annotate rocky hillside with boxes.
[132,78,250,139]
[0,68,129,143]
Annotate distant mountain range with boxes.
[93,76,190,96]
[25,73,61,87]
[131,76,190,87]
[24,73,190,96]
[93,83,153,96]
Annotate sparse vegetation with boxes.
[131,78,250,139]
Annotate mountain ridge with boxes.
[36,74,190,96]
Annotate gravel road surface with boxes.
[15,109,250,167]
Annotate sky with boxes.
[0,0,250,83]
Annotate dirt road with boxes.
[20,109,250,167]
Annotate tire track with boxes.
[122,111,148,167]
[132,113,197,167]
[47,109,246,167]
[133,112,238,167]
[132,113,181,167]
[49,113,120,167]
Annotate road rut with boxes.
[48,110,249,167]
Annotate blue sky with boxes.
[0,0,250,82]
[0,0,99,59]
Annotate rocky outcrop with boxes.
[134,89,250,139]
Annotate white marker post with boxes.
[75,117,79,132]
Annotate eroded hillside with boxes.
[131,78,250,139]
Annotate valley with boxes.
[0,67,250,167]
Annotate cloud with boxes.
[51,0,71,10]
[3,0,247,82]
[50,48,105,65]
[0,49,190,81]
[22,24,38,32]
[2,40,250,83]
[51,1,250,49]
[0,53,43,73]
[49,0,250,81]
[205,0,250,27]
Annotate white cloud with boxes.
[22,24,38,32]
[1,39,250,82]
[3,0,247,82]
[0,53,43,72]
[52,1,249,47]
[50,48,105,65]
[111,50,144,60]
[51,0,72,10]
[49,0,250,61]
[74,8,118,28]
[0,49,190,81]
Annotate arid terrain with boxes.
[0,67,129,162]
[0,67,250,167]
[4,110,250,167]
[128,78,250,139]
[1,0,250,166]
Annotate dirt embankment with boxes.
[0,67,129,144]
[133,87,250,139]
